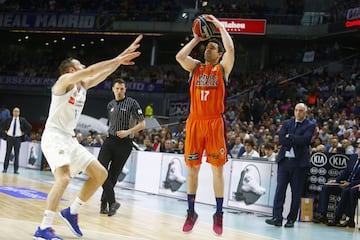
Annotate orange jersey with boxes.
[184,63,228,167]
[189,63,226,117]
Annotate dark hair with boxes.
[264,143,274,150]
[58,57,75,75]
[208,38,224,53]
[113,78,126,86]
[244,139,255,147]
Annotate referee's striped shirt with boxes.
[107,97,144,138]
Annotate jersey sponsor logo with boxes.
[196,74,219,87]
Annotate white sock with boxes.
[70,197,85,214]
[40,210,55,229]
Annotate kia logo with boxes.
[318,176,326,184]
[328,154,348,169]
[310,167,318,175]
[311,152,327,167]
[328,169,339,177]
[310,175,318,183]
[318,168,327,175]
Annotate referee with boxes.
[99,78,145,216]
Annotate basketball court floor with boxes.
[0,168,359,240]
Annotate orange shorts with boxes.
[184,116,227,167]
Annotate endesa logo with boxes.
[328,154,348,169]
[310,152,327,167]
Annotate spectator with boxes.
[162,139,175,153]
[174,139,185,154]
[93,134,103,147]
[230,136,244,158]
[264,143,276,161]
[143,135,153,151]
[145,103,154,118]
[75,132,85,146]
[240,139,260,158]
[341,139,355,155]
[327,135,342,153]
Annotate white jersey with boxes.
[45,84,86,136]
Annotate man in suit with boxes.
[265,103,316,228]
[313,145,360,228]
[1,107,32,174]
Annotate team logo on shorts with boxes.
[220,148,225,155]
[188,153,199,161]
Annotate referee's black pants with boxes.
[99,135,133,205]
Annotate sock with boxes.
[215,197,223,213]
[187,194,196,212]
[70,197,85,214]
[40,210,55,229]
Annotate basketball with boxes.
[192,15,216,39]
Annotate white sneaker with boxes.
[241,175,266,195]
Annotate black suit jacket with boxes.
[1,117,32,141]
[336,154,360,187]
[276,118,316,167]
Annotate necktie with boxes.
[12,118,17,136]
[348,160,360,182]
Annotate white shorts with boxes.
[41,128,96,177]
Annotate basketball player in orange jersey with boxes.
[175,14,234,235]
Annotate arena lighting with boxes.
[9,29,163,36]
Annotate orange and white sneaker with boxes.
[213,211,223,235]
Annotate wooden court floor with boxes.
[0,170,271,240]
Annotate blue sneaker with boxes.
[59,207,83,237]
[33,226,63,240]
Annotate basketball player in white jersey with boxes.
[33,35,143,240]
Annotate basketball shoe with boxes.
[213,212,223,235]
[59,207,83,237]
[33,226,63,240]
[182,210,198,233]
